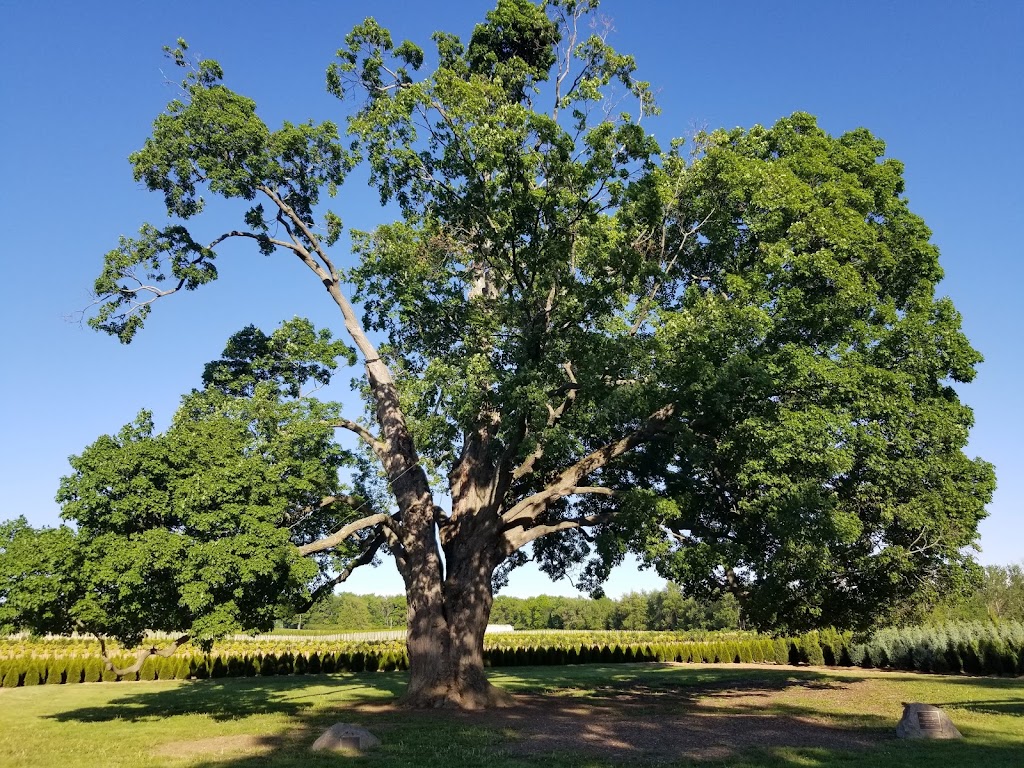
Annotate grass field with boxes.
[1,663,1021,767]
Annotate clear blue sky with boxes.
[1,0,1021,598]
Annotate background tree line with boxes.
[285,564,1024,632]
[285,584,741,632]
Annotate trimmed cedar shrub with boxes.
[23,659,43,686]
[1,661,19,687]
[802,636,826,667]
[980,639,1015,675]
[787,640,803,666]
[141,657,160,681]
[45,660,65,685]
[101,662,119,683]
[862,647,877,669]
[192,656,210,680]
[749,640,764,664]
[943,646,963,675]
[959,641,983,675]
[773,639,790,666]
[174,656,192,680]
[307,652,321,674]
[930,648,951,675]
[158,656,176,679]
[280,651,296,674]
[738,641,754,664]
[84,658,104,683]
[211,656,227,679]
[65,659,85,684]
[260,654,278,676]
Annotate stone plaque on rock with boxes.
[895,703,962,740]
[311,723,381,752]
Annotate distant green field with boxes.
[1,664,1022,768]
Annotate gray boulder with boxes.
[895,703,962,740]
[310,723,381,752]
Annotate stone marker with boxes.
[310,723,381,752]
[895,703,962,740]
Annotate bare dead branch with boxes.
[629,209,716,336]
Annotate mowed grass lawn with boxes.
[1,664,1022,768]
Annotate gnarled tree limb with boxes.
[95,633,191,677]
[298,512,397,556]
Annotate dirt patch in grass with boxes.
[152,734,276,760]
[356,672,886,762]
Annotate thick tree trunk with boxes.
[400,533,513,709]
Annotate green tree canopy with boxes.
[0,0,993,707]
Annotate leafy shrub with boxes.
[65,659,85,684]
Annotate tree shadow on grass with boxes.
[880,671,1024,717]
[493,663,869,698]
[46,672,407,724]
[933,698,1024,717]
[42,665,1024,768]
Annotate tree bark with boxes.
[401,521,513,709]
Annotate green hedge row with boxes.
[848,621,1024,676]
[0,647,411,687]
[1,622,1019,687]
[0,636,826,687]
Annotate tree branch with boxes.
[299,533,387,612]
[258,183,432,506]
[511,362,579,481]
[95,633,191,677]
[504,513,615,552]
[287,494,366,528]
[298,513,396,556]
[629,209,715,336]
[332,418,387,458]
[503,403,676,528]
